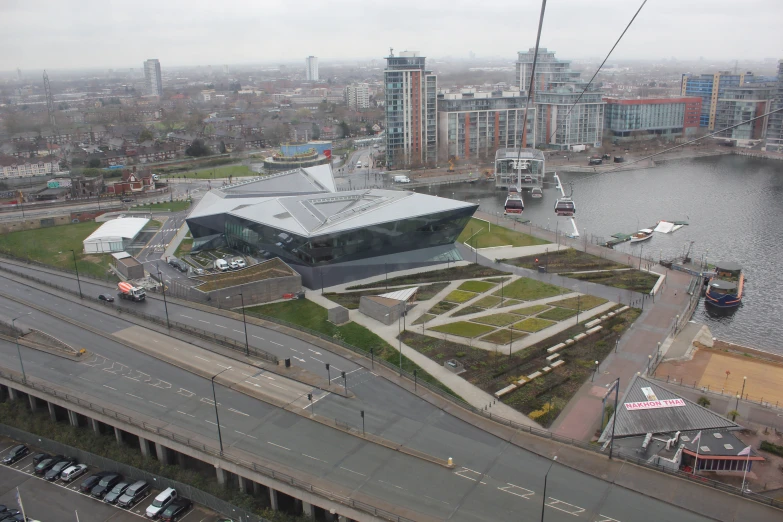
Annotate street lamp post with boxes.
[740,376,747,400]
[157,268,170,329]
[12,313,31,384]
[592,360,599,382]
[69,250,83,299]
[325,363,331,384]
[413,369,418,392]
[648,354,652,374]
[607,378,620,460]
[226,290,249,356]
[541,456,558,521]
[341,371,347,394]
[211,366,232,455]
[398,312,403,375]
[360,410,365,436]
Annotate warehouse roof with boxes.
[83,217,149,243]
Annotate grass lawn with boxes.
[165,165,258,180]
[508,248,627,273]
[458,218,550,248]
[0,221,117,280]
[481,329,528,345]
[429,322,496,338]
[473,296,502,309]
[412,313,436,326]
[451,306,485,317]
[509,304,551,316]
[537,307,578,321]
[483,277,512,283]
[145,219,163,229]
[494,277,563,301]
[174,236,193,258]
[470,313,520,327]
[428,301,458,315]
[134,200,192,212]
[512,317,556,333]
[443,289,477,304]
[565,270,660,294]
[549,295,607,310]
[345,264,508,290]
[457,280,496,293]
[323,282,449,310]
[246,299,457,396]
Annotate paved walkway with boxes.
[473,243,565,260]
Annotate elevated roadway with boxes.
[0,264,779,521]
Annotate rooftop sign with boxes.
[624,398,686,411]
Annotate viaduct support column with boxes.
[67,410,79,427]
[114,426,123,445]
[28,395,38,412]
[139,438,151,458]
[155,443,170,465]
[215,467,227,487]
[237,475,249,494]
[47,402,57,422]
[89,418,100,435]
[8,388,18,401]
[301,501,316,520]
[268,488,279,511]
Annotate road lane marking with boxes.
[181,315,193,319]
[302,454,327,463]
[345,367,363,376]
[194,356,210,362]
[252,335,264,340]
[216,363,231,369]
[378,479,404,490]
[546,498,585,516]
[215,324,227,329]
[270,341,283,346]
[498,484,534,499]
[233,329,244,333]
[200,398,219,406]
[339,466,366,477]
[302,392,331,409]
[149,401,166,408]
[228,408,249,416]
[308,349,321,355]
[454,467,484,482]
[293,356,306,363]
[234,431,257,439]
[423,494,450,506]
[198,320,210,324]
[311,357,325,364]
[77,376,94,383]
[177,411,195,417]
[596,516,622,522]
[126,393,144,400]
[205,420,227,429]
[268,383,285,390]
[103,385,117,390]
[267,442,290,451]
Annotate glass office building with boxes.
[186,165,477,287]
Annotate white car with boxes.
[229,260,240,270]
[61,463,88,482]
[235,259,246,268]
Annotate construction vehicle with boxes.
[117,282,146,302]
[447,159,455,172]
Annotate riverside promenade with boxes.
[470,210,693,441]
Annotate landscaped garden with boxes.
[443,289,478,304]
[428,321,495,338]
[345,264,509,290]
[508,248,626,273]
[457,217,550,248]
[401,305,641,427]
[564,269,659,293]
[548,295,607,310]
[323,282,449,310]
[493,277,563,301]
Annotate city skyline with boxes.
[2,0,782,70]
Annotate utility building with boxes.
[83,217,149,253]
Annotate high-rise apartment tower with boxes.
[306,56,319,81]
[143,59,163,96]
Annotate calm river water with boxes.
[418,155,783,353]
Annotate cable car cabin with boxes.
[504,192,524,214]
[554,198,575,216]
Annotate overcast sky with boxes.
[1,0,781,71]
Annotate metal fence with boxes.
[0,368,416,522]
[0,423,270,522]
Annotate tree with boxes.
[88,158,102,168]
[338,121,351,138]
[727,409,739,422]
[185,139,211,157]
[138,129,154,142]
[697,396,711,407]
[219,141,227,154]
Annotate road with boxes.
[0,439,217,522]
[0,267,773,521]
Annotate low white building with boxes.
[83,217,149,253]
[0,155,61,178]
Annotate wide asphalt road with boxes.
[0,268,744,521]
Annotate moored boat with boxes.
[705,261,744,309]
[630,229,654,243]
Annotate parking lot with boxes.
[0,440,221,522]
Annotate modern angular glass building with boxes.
[186,165,477,287]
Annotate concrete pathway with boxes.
[473,243,564,261]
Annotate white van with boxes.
[393,175,411,183]
[356,162,362,168]
[145,487,177,518]
[215,259,229,271]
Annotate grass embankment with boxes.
[402,306,640,427]
[196,258,294,291]
[345,264,508,290]
[174,236,193,258]
[0,401,307,522]
[134,200,192,212]
[245,299,459,397]
[323,282,449,310]
[457,280,496,293]
[0,221,116,280]
[564,270,660,293]
[164,165,258,180]
[458,217,550,248]
[493,277,563,301]
[548,295,607,310]
[443,289,478,304]
[509,248,626,273]
[429,321,495,338]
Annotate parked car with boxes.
[103,481,130,504]
[0,505,7,514]
[588,158,602,166]
[31,453,50,466]
[117,480,150,508]
[33,457,59,476]
[0,510,20,521]
[98,293,115,302]
[80,472,110,493]
[60,463,88,482]
[145,487,177,519]
[235,258,246,268]
[44,458,74,480]
[2,445,29,465]
[229,259,240,270]
[91,473,122,498]
[122,198,133,203]
[159,498,192,522]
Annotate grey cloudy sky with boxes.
[1,0,781,70]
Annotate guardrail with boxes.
[0,367,416,522]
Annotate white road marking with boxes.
[311,357,325,364]
[308,349,321,355]
[77,376,94,383]
[302,454,327,463]
[103,385,117,390]
[181,315,193,319]
[596,516,622,522]
[194,356,210,362]
[454,467,484,482]
[302,392,331,409]
[126,393,144,400]
[423,494,450,506]
[149,401,166,408]
[228,408,249,416]
[546,498,585,516]
[205,420,227,429]
[177,411,195,417]
[498,484,534,499]
[198,320,210,324]
[252,335,264,340]
[233,329,244,333]
[200,398,219,406]
[339,466,366,476]
[216,363,231,369]
[178,388,195,397]
[378,479,404,490]
[270,341,283,346]
[293,356,306,363]
[215,324,227,329]
[345,367,363,376]
[267,442,290,451]
[268,383,285,390]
